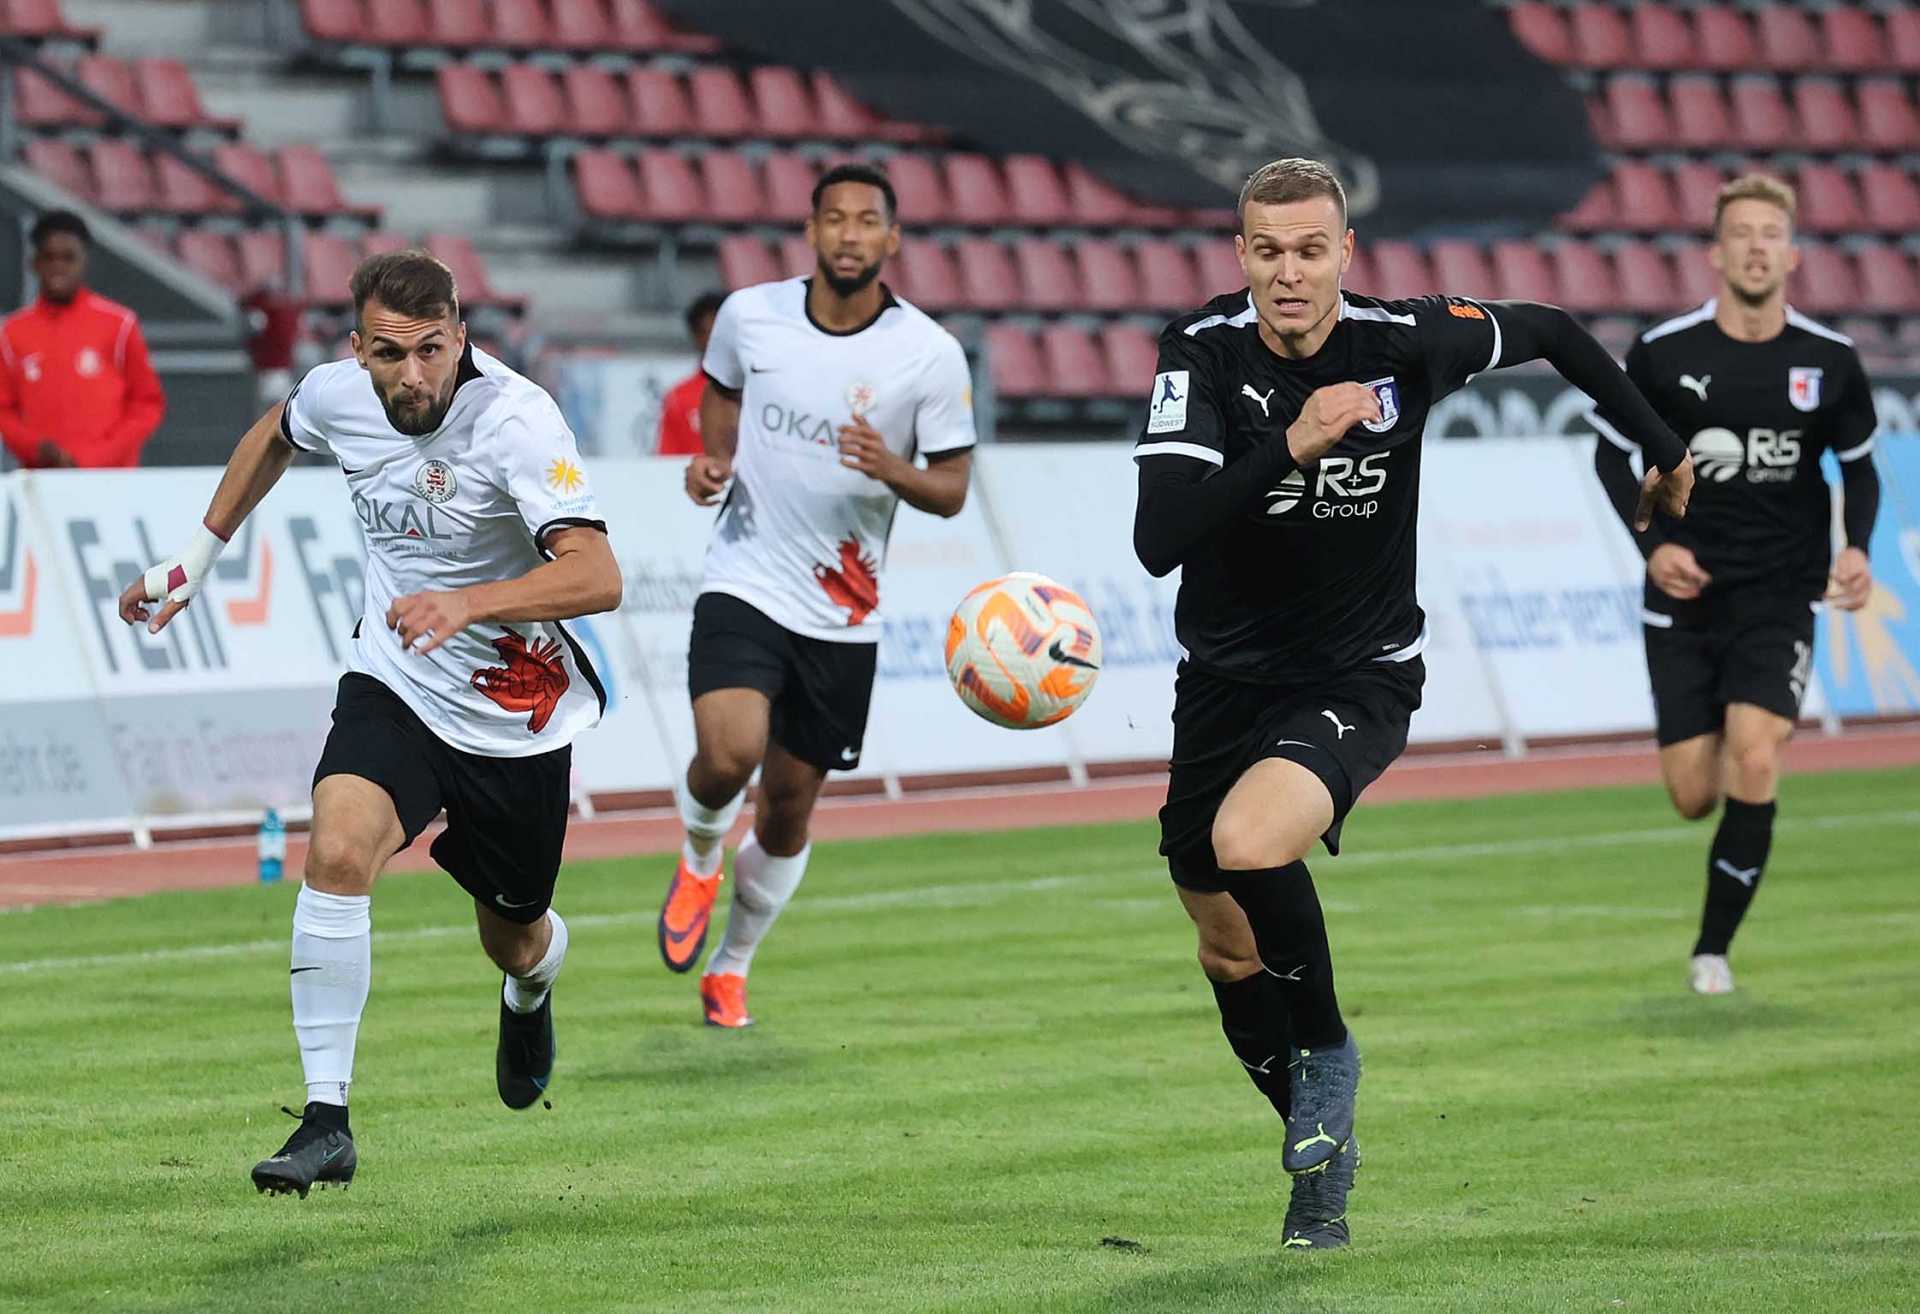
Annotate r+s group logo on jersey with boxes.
[1264,453,1391,519]
[1688,427,1802,485]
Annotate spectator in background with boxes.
[655,289,728,457]
[0,211,164,469]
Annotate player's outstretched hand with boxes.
[838,415,908,483]
[686,455,731,505]
[1286,383,1381,465]
[1826,545,1873,612]
[118,575,189,635]
[1635,452,1694,530]
[1648,543,1712,601]
[387,588,474,656]
[119,524,228,635]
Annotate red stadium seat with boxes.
[1611,160,1677,230]
[718,235,779,290]
[779,235,815,280]
[135,58,236,132]
[1136,241,1198,309]
[1851,243,1918,313]
[762,152,816,223]
[365,0,427,46]
[1603,76,1676,150]
[1100,322,1159,396]
[1343,245,1376,296]
[955,237,1020,311]
[687,66,754,139]
[1585,92,1615,149]
[549,0,612,50]
[748,66,817,141]
[155,152,239,215]
[24,137,92,204]
[1064,162,1133,227]
[1369,240,1436,301]
[885,154,950,226]
[1789,242,1857,315]
[279,144,375,220]
[84,139,154,213]
[1507,3,1572,64]
[1193,241,1244,298]
[608,0,718,53]
[1073,239,1142,312]
[1038,325,1109,398]
[437,64,504,136]
[302,231,362,305]
[360,231,413,258]
[423,0,488,48]
[944,153,1011,227]
[634,148,704,222]
[896,239,960,312]
[627,67,690,136]
[1858,164,1920,234]
[1557,176,1616,233]
[1568,4,1632,67]
[811,71,877,140]
[984,324,1045,399]
[488,0,551,48]
[1613,241,1677,312]
[5,0,101,41]
[1794,79,1860,152]
[234,229,287,294]
[426,233,519,308]
[571,148,642,219]
[1670,161,1726,229]
[1013,238,1080,312]
[1490,240,1555,303]
[75,54,139,118]
[1428,240,1496,299]
[501,63,566,136]
[1795,163,1865,234]
[563,64,628,137]
[1754,4,1820,73]
[1890,10,1920,72]
[176,230,242,293]
[1549,243,1613,312]
[213,142,284,207]
[1628,5,1696,72]
[1819,7,1883,74]
[14,63,98,127]
[1670,76,1731,149]
[1729,77,1798,150]
[1003,155,1069,227]
[1857,80,1920,151]
[1672,245,1719,306]
[698,151,763,225]
[1693,5,1756,71]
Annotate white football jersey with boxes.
[699,278,976,641]
[282,346,607,757]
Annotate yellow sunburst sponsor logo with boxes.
[545,457,585,494]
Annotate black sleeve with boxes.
[1132,327,1298,578]
[1404,295,1503,398]
[1840,449,1882,554]
[1827,351,1879,465]
[1590,339,1667,558]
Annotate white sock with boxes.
[503,909,569,1014]
[708,831,810,978]
[677,769,744,878]
[290,885,371,1108]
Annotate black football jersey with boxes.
[1591,302,1878,601]
[1133,289,1501,683]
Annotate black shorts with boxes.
[1644,591,1816,747]
[1159,657,1425,892]
[687,592,878,773]
[312,673,571,925]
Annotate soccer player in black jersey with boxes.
[1132,159,1694,1251]
[1591,175,1881,997]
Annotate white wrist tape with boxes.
[142,523,228,605]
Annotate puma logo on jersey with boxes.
[1240,384,1275,418]
[1679,374,1711,401]
[1321,709,1355,739]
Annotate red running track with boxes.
[2,726,1915,912]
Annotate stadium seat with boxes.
[1549,243,1613,312]
[234,228,288,294]
[571,148,642,220]
[1603,76,1675,150]
[1628,4,1696,72]
[1795,162,1865,234]
[1753,4,1820,73]
[779,235,815,280]
[1004,155,1069,227]
[886,154,950,225]
[14,62,99,126]
[895,239,960,312]
[1100,322,1159,396]
[134,58,237,133]
[1507,3,1572,64]
[1670,161,1726,228]
[809,71,875,140]
[360,231,413,258]
[687,66,755,139]
[423,0,489,49]
[1819,6,1883,74]
[1014,238,1080,312]
[563,64,629,138]
[155,151,239,215]
[212,141,284,207]
[1729,76,1798,150]
[1343,245,1377,297]
[1135,241,1198,309]
[426,233,519,309]
[1428,239,1496,299]
[1073,239,1143,312]
[549,0,612,51]
[1692,5,1756,70]
[1851,243,1918,313]
[280,144,377,221]
[302,231,362,304]
[627,67,691,137]
[489,0,557,49]
[1611,160,1677,230]
[1369,240,1436,301]
[1670,76,1732,149]
[1613,241,1677,312]
[609,0,719,54]
[1193,241,1244,298]
[4,0,101,42]
[698,151,763,225]
[1788,242,1857,314]
[633,148,704,222]
[24,137,92,204]
[74,54,139,119]
[945,153,1011,227]
[1889,10,1920,72]
[84,139,154,213]
[1038,325,1109,398]
[1568,4,1632,67]
[1557,176,1616,233]
[1857,80,1920,151]
[1491,240,1555,303]
[501,63,566,137]
[1858,164,1920,235]
[955,237,1020,311]
[437,64,504,136]
[364,0,428,47]
[176,229,242,292]
[718,234,779,289]
[1794,79,1860,152]
[984,323,1045,399]
[748,66,818,141]
[1063,162,1134,227]
[1672,245,1719,306]
[762,151,817,223]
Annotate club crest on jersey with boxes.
[1360,376,1400,433]
[845,380,878,415]
[412,458,457,504]
[1788,367,1822,412]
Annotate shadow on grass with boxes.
[1616,993,1828,1039]
[578,1026,812,1088]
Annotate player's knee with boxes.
[696,742,759,796]
[1727,742,1780,798]
[1210,815,1308,873]
[754,808,811,857]
[485,929,544,977]
[1196,941,1260,983]
[1668,783,1720,821]
[303,830,376,894]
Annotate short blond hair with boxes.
[1237,158,1347,232]
[1713,174,1796,235]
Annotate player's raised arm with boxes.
[116,399,300,634]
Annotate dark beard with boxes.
[818,258,882,299]
[382,385,452,436]
[1728,280,1776,310]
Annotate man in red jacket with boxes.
[0,211,165,469]
[655,290,727,457]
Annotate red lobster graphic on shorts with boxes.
[471,627,571,733]
[813,535,880,625]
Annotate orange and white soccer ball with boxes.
[945,572,1102,729]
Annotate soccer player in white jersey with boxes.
[116,252,621,1197]
[657,162,976,1027]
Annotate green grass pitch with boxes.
[2,767,1916,1313]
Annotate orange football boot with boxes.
[701,972,753,1028]
[657,856,722,973]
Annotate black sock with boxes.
[1223,862,1347,1049]
[303,1100,350,1133]
[1210,973,1291,1119]
[1694,798,1776,957]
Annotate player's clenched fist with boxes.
[1286,383,1382,465]
[387,588,475,656]
[1647,543,1712,602]
[837,415,908,483]
[685,454,731,505]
